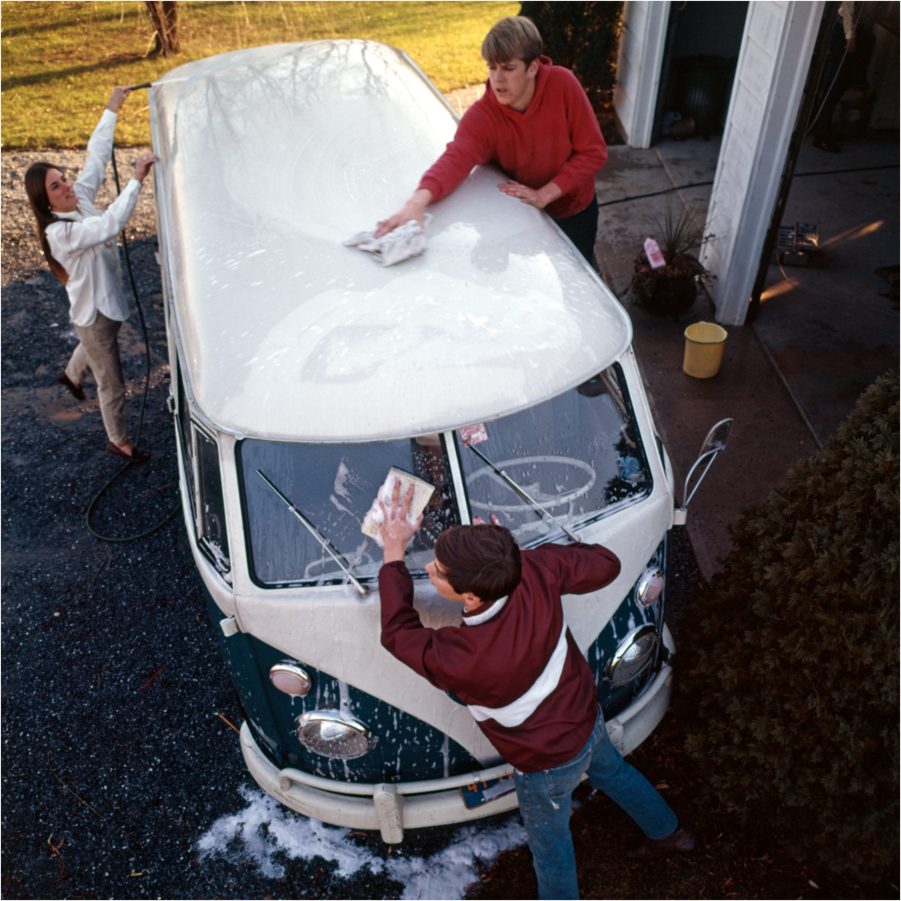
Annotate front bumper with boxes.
[240,625,675,843]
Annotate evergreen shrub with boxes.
[682,370,899,884]
[518,2,623,97]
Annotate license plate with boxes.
[460,774,516,809]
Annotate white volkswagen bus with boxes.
[149,41,727,843]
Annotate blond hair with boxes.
[481,16,543,66]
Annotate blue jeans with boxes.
[514,708,678,899]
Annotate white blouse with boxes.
[46,109,143,327]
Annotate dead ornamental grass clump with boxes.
[630,203,714,316]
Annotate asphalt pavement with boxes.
[2,235,501,897]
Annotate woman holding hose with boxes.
[25,85,157,462]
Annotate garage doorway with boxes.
[651,1,749,144]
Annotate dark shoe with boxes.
[627,826,696,859]
[56,372,85,400]
[106,442,151,464]
[812,137,841,153]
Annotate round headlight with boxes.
[605,625,659,686]
[296,711,372,759]
[269,662,312,697]
[636,568,665,606]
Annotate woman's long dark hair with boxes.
[25,162,68,284]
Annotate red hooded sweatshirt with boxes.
[418,56,607,220]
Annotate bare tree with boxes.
[145,1,180,57]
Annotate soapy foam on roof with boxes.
[151,41,631,441]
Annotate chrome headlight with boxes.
[296,711,372,759]
[636,568,665,606]
[605,625,659,685]
[269,662,312,697]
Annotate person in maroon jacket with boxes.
[378,483,695,900]
[374,15,607,265]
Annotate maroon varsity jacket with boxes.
[378,543,621,772]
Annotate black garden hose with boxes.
[84,134,180,543]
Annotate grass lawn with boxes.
[1,1,516,148]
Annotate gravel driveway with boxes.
[1,149,470,899]
[1,146,705,900]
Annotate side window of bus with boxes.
[174,367,230,577]
[175,366,195,506]
[193,426,231,575]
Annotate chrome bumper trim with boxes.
[240,625,675,842]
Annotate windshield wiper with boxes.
[256,469,369,597]
[463,443,581,543]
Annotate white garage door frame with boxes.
[614,1,826,325]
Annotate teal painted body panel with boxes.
[203,538,669,782]
[589,540,668,716]
[204,590,486,781]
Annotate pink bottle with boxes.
[644,237,666,269]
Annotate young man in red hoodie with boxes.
[375,16,606,264]
[377,483,694,900]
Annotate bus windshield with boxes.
[455,366,652,547]
[238,365,651,588]
[239,434,459,587]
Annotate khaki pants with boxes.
[66,312,128,446]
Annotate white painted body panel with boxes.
[151,41,631,442]
[150,41,677,839]
[231,482,672,765]
[214,348,674,767]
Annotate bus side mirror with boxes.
[673,418,733,525]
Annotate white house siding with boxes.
[701,1,825,324]
[614,1,670,148]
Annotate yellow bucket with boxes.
[683,321,728,378]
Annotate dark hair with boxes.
[435,524,522,602]
[25,162,68,284]
[481,16,543,67]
